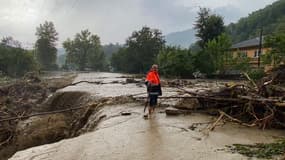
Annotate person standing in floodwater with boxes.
[144,64,162,118]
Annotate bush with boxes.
[157,46,195,78]
[248,69,265,80]
[0,45,38,77]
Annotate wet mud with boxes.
[2,72,285,160]
[10,103,285,160]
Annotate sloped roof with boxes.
[231,37,264,49]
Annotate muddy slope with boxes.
[0,91,90,160]
[1,92,136,160]
[0,73,80,160]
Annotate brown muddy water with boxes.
[8,72,285,160]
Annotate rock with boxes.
[193,71,206,79]
[165,107,191,115]
[121,111,131,116]
[111,81,119,83]
[23,72,41,83]
[126,78,139,83]
[160,80,168,86]
[175,98,200,110]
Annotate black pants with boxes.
[149,94,158,107]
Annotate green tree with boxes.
[35,21,58,70]
[231,51,251,72]
[157,46,195,78]
[193,51,215,74]
[63,29,107,71]
[111,26,165,73]
[227,0,285,43]
[103,43,121,59]
[262,32,285,67]
[194,34,231,74]
[194,8,225,48]
[1,36,21,48]
[110,47,128,72]
[0,37,38,77]
[205,33,232,73]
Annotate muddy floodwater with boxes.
[9,72,285,160]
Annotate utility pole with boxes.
[258,28,263,68]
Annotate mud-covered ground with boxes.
[0,72,80,159]
[2,72,283,160]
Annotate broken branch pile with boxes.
[178,65,285,129]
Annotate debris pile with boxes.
[0,72,77,119]
[0,72,80,159]
[177,65,285,129]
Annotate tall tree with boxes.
[110,47,128,72]
[194,8,225,48]
[194,34,231,74]
[112,26,165,73]
[35,21,58,70]
[204,33,232,73]
[1,36,21,48]
[262,32,285,67]
[63,29,107,71]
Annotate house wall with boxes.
[232,46,271,67]
[232,46,270,58]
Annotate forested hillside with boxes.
[165,0,285,46]
[227,0,285,43]
[165,29,196,48]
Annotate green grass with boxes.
[227,139,285,159]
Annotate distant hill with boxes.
[227,0,285,43]
[165,0,285,47]
[165,29,196,48]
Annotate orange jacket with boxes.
[146,70,160,85]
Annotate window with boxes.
[254,50,262,58]
[254,50,259,57]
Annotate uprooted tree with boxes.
[175,65,285,130]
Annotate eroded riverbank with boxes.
[3,72,285,160]
[10,103,285,160]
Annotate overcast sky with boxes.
[0,0,277,47]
